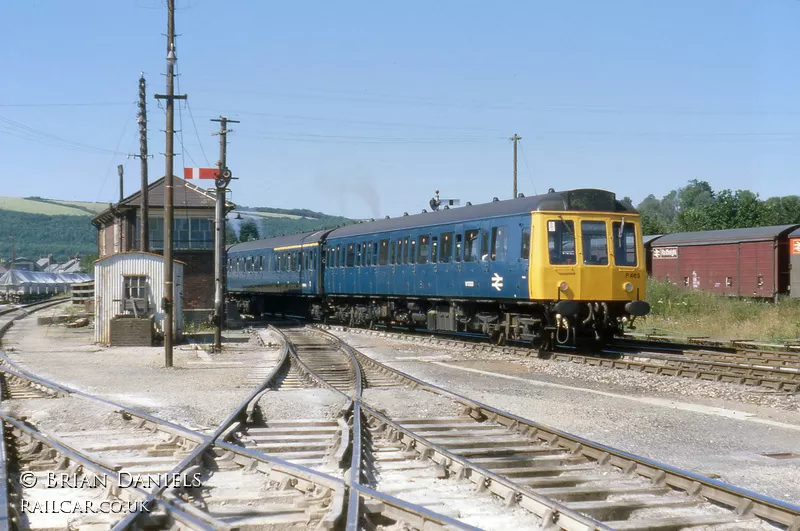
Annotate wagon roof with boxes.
[642,234,663,246]
[327,189,635,240]
[790,227,800,238]
[652,224,800,246]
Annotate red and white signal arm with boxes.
[183,168,218,179]
[791,238,800,255]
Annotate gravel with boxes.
[256,388,348,420]
[363,388,465,419]
[331,330,800,505]
[2,309,282,432]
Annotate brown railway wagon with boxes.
[648,225,800,300]
[790,227,800,298]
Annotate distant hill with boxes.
[0,195,356,262]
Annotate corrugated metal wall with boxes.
[94,253,183,345]
[791,238,800,298]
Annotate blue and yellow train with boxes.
[227,188,650,348]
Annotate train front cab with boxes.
[528,211,650,344]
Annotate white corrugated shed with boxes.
[94,252,184,345]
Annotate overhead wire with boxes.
[94,102,139,202]
[517,140,538,196]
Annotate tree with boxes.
[620,196,634,209]
[239,220,260,242]
[225,226,239,245]
[79,253,98,273]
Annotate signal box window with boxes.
[490,226,507,261]
[612,222,637,266]
[521,227,530,260]
[547,220,575,265]
[418,235,430,264]
[378,239,389,265]
[439,232,453,263]
[581,221,608,265]
[464,230,480,262]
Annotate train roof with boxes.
[651,224,800,246]
[228,229,329,252]
[327,188,635,240]
[642,234,663,246]
[790,227,800,238]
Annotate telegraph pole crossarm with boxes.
[210,116,239,352]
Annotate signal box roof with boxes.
[652,225,800,247]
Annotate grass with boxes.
[639,279,800,343]
[0,197,106,216]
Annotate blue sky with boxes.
[1,0,798,219]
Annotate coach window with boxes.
[373,242,378,266]
[520,227,531,260]
[333,245,340,267]
[379,239,389,265]
[431,236,438,262]
[356,243,362,266]
[390,240,397,265]
[464,230,480,262]
[490,226,507,261]
[417,235,428,265]
[290,253,296,271]
[397,238,404,264]
[409,238,417,264]
[346,243,355,267]
[455,234,463,262]
[260,256,264,271]
[284,253,290,272]
[581,221,608,265]
[612,222,636,266]
[547,220,575,265]
[439,232,453,263]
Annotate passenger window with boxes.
[581,221,608,266]
[403,237,410,264]
[336,245,342,268]
[431,236,438,263]
[346,244,355,267]
[490,226,507,261]
[373,242,378,266]
[612,222,637,266]
[418,235,430,264]
[455,234,462,262]
[547,220,576,265]
[356,243,362,266]
[409,239,417,264]
[439,232,453,263]
[379,239,389,265]
[464,230,480,262]
[521,227,530,260]
[291,253,297,271]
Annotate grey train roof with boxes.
[328,189,634,240]
[790,227,800,238]
[651,224,800,247]
[228,230,329,253]
[227,189,633,252]
[642,234,663,246]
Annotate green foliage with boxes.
[644,279,800,341]
[225,226,239,245]
[79,253,98,273]
[0,210,96,262]
[637,180,800,235]
[239,220,260,242]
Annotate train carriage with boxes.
[227,189,650,348]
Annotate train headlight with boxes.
[623,282,633,292]
[558,281,568,292]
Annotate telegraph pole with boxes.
[154,0,187,368]
[118,165,124,203]
[510,133,521,199]
[210,116,238,352]
[137,74,150,252]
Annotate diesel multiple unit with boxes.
[227,189,650,348]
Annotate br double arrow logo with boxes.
[491,273,504,291]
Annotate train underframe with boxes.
[236,293,647,349]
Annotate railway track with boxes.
[270,323,800,530]
[328,325,800,393]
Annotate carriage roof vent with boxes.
[422,209,427,213]
[444,205,450,209]
[403,212,408,216]
[492,197,499,202]
[466,201,472,206]
[385,215,390,219]
[518,193,525,198]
